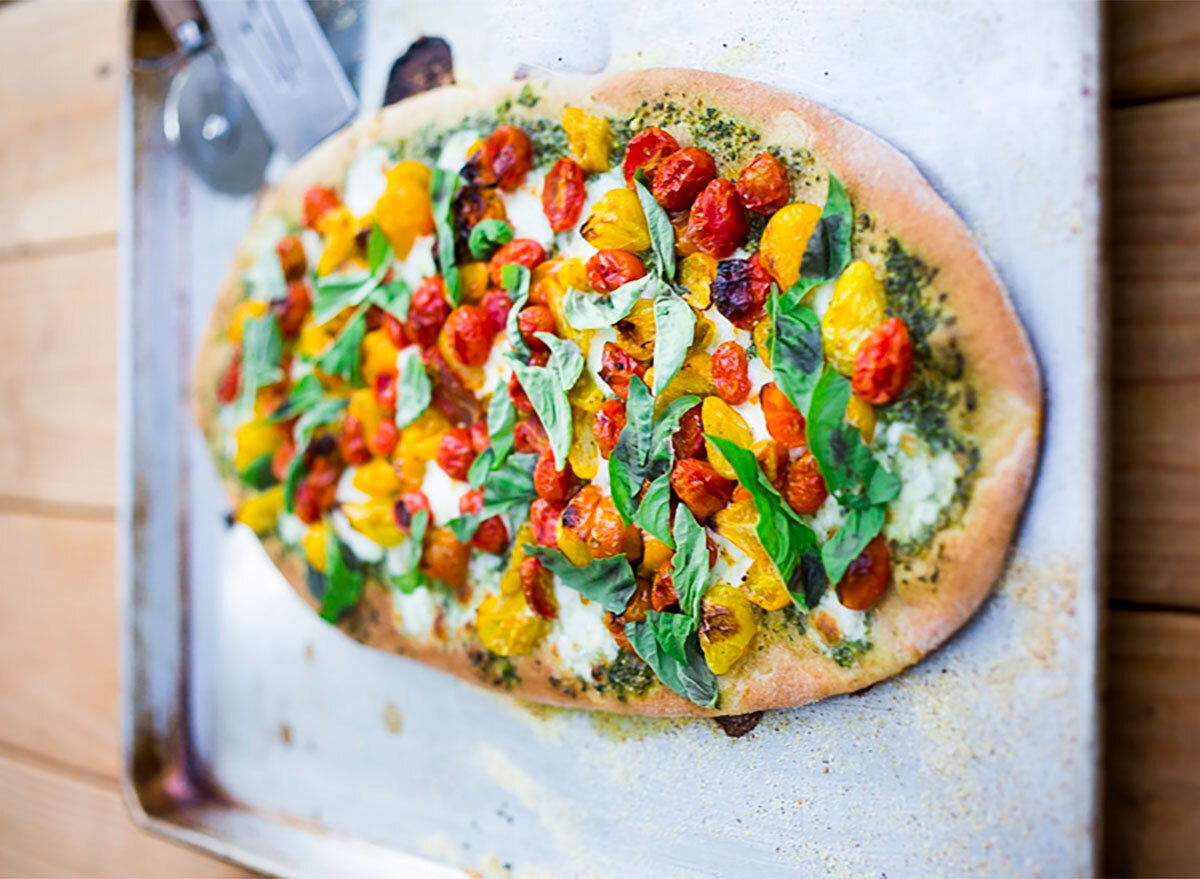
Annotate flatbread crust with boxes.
[195,69,1041,717]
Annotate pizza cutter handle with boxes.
[151,0,206,54]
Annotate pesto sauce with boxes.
[830,638,871,669]
[595,649,656,700]
[468,648,521,689]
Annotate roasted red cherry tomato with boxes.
[302,185,340,229]
[530,497,564,548]
[469,418,490,454]
[339,415,372,466]
[735,153,790,215]
[517,304,557,352]
[294,459,340,524]
[393,490,431,531]
[671,402,706,460]
[405,276,451,347]
[424,348,482,426]
[508,373,535,415]
[784,451,828,516]
[651,147,717,211]
[711,255,772,329]
[273,281,312,338]
[463,125,533,192]
[586,250,646,293]
[443,304,495,367]
[458,489,509,554]
[436,427,476,481]
[534,449,575,502]
[837,535,891,610]
[489,238,546,287]
[670,458,735,521]
[761,382,807,449]
[421,528,471,588]
[368,419,399,459]
[375,371,397,413]
[513,417,550,454]
[591,399,627,458]
[481,287,513,336]
[542,157,587,232]
[598,342,646,400]
[651,565,679,612]
[686,178,749,260]
[711,341,751,405]
[217,351,240,404]
[452,185,507,259]
[622,126,680,184]
[276,235,307,281]
[852,317,914,405]
[520,557,558,619]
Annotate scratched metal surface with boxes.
[120,1,1102,875]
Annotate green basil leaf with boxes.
[294,397,348,450]
[526,546,636,613]
[367,222,391,275]
[670,505,709,618]
[317,308,367,385]
[651,282,695,396]
[647,610,695,664]
[320,530,364,622]
[284,452,306,515]
[608,374,654,524]
[771,297,823,417]
[505,353,574,469]
[431,168,462,304]
[806,367,899,511]
[633,169,675,280]
[394,346,432,429]
[312,265,384,326]
[268,373,324,422]
[820,505,885,588]
[236,314,283,420]
[468,383,517,488]
[799,172,853,283]
[647,393,701,476]
[240,453,277,490]
[625,620,718,708]
[634,470,673,547]
[705,434,824,602]
[371,278,413,322]
[562,274,653,330]
[447,453,537,541]
[468,218,514,260]
[387,509,428,594]
[536,334,584,392]
[502,263,532,361]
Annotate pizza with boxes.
[195,69,1040,716]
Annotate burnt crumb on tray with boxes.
[384,37,454,106]
[714,711,764,738]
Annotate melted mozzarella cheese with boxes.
[501,179,555,248]
[589,457,612,491]
[710,531,754,588]
[547,581,618,679]
[803,493,847,541]
[874,421,960,545]
[343,145,390,217]
[419,464,470,525]
[586,326,618,395]
[807,280,836,321]
[396,235,436,288]
[746,354,773,394]
[277,512,307,545]
[734,397,771,444]
[552,167,626,260]
[391,587,438,638]
[335,467,370,504]
[482,336,512,392]
[331,509,385,564]
[437,129,479,171]
[809,587,870,649]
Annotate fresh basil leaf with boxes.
[705,433,824,605]
[319,530,364,622]
[625,620,718,708]
[526,546,636,613]
[367,222,391,275]
[647,610,695,664]
[447,454,537,541]
[312,267,382,326]
[502,263,532,361]
[608,374,654,523]
[806,366,899,511]
[536,334,584,392]
[562,274,653,330]
[394,346,432,428]
[283,453,306,514]
[820,505,885,588]
[670,505,709,618]
[387,509,428,594]
[468,382,518,488]
[317,308,367,384]
[505,353,573,469]
[646,394,701,477]
[634,470,673,547]
[633,169,675,280]
[652,282,695,397]
[240,453,277,490]
[771,297,823,417]
[371,279,412,322]
[431,168,462,304]
[268,373,323,422]
[799,172,853,283]
[468,218,513,260]
[236,314,283,419]
[284,396,348,512]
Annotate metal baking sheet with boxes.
[119,1,1103,875]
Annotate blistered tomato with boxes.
[710,341,751,405]
[586,249,646,293]
[393,491,431,531]
[591,399,627,458]
[671,402,706,460]
[598,342,647,399]
[530,497,564,547]
[436,427,476,481]
[443,304,495,367]
[761,382,807,449]
[463,125,533,191]
[711,256,772,329]
[671,458,735,521]
[489,239,546,287]
[542,157,587,232]
[533,449,575,502]
[302,185,340,229]
[421,528,472,588]
[837,535,891,610]
[622,126,680,184]
[686,179,749,259]
[405,276,451,347]
[520,557,558,619]
[650,147,717,211]
[735,153,790,215]
[852,318,914,405]
[784,451,828,515]
[276,235,307,281]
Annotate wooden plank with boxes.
[0,245,117,510]
[1109,97,1200,610]
[1109,2,1200,104]
[0,512,119,780]
[0,754,252,878]
[1104,610,1200,877]
[0,0,122,254]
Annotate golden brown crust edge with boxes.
[194,69,1041,717]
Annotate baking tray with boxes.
[118,1,1105,875]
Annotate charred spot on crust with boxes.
[469,648,520,689]
[714,711,763,738]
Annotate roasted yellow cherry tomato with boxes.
[822,259,886,374]
[562,107,613,173]
[701,396,753,480]
[233,419,285,472]
[699,583,758,674]
[476,593,549,656]
[581,188,651,252]
[757,202,822,290]
[341,498,406,547]
[235,485,284,534]
[227,300,269,344]
[302,521,329,571]
[679,252,718,310]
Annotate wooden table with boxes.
[0,2,1196,874]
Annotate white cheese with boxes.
[331,509,385,564]
[392,587,439,638]
[343,144,390,218]
[481,336,512,392]
[586,326,618,395]
[746,354,773,394]
[299,228,323,269]
[501,179,555,248]
[807,280,836,321]
[437,129,479,171]
[709,531,754,588]
[808,587,870,649]
[277,512,307,545]
[734,397,771,445]
[874,420,960,545]
[706,311,743,348]
[589,458,612,491]
[396,234,436,289]
[335,467,370,504]
[547,581,618,679]
[419,463,470,525]
[803,493,847,541]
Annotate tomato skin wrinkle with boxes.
[542,157,587,232]
[586,249,646,293]
[622,126,680,184]
[736,153,790,215]
[711,341,751,405]
[852,317,914,405]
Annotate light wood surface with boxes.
[0,0,1197,875]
